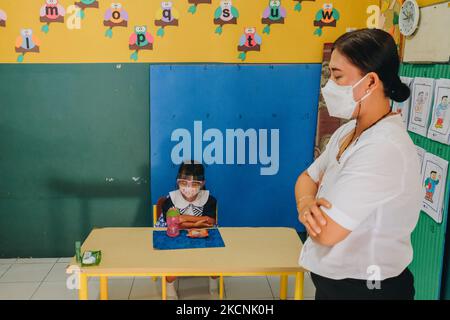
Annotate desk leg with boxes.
[79,273,88,300]
[294,272,304,300]
[100,276,108,300]
[162,276,167,300]
[280,275,288,300]
[219,275,224,300]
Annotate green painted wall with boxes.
[0,64,151,258]
[400,63,450,300]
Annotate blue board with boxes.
[150,64,321,231]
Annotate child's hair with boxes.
[177,160,205,181]
[431,171,437,175]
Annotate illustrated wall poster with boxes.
[15,29,41,62]
[380,0,401,48]
[262,0,286,35]
[155,1,179,37]
[292,0,315,13]
[237,27,262,61]
[104,3,128,38]
[129,26,154,61]
[420,152,448,224]
[188,0,211,15]
[40,0,65,34]
[392,76,414,127]
[408,77,435,137]
[75,0,99,19]
[427,79,450,145]
[313,3,340,36]
[0,9,6,27]
[214,1,239,35]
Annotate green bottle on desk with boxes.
[75,241,81,263]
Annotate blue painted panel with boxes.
[150,64,321,231]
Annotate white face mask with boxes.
[179,185,201,199]
[321,74,372,120]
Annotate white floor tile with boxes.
[0,259,17,264]
[43,263,71,282]
[224,277,274,300]
[31,281,78,300]
[16,258,58,264]
[129,277,163,300]
[0,263,54,283]
[0,256,313,301]
[178,277,222,300]
[303,273,316,299]
[267,273,316,299]
[0,282,40,300]
[86,281,101,300]
[0,264,12,278]
[89,278,134,300]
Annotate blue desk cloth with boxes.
[152,229,225,250]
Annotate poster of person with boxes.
[420,152,448,223]
[427,78,450,145]
[392,76,413,127]
[408,77,435,137]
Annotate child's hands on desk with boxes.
[179,215,215,229]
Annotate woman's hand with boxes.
[298,197,332,237]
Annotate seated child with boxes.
[155,160,218,299]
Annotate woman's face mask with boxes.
[321,74,372,120]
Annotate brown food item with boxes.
[187,229,209,238]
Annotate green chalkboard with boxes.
[0,64,151,258]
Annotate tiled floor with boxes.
[0,258,316,300]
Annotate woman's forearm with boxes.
[295,171,319,208]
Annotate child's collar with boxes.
[169,189,209,209]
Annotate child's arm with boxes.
[179,215,214,229]
[202,196,217,225]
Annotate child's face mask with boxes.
[177,179,202,199]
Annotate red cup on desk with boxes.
[166,207,180,238]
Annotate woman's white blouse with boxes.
[299,114,422,280]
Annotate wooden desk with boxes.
[67,227,305,300]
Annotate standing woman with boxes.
[295,29,422,300]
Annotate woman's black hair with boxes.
[177,160,205,181]
[332,28,410,103]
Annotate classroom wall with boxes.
[0,0,375,257]
[0,0,376,63]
